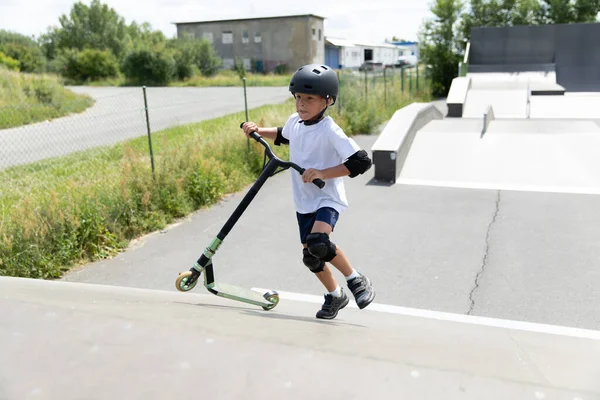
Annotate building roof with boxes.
[173,14,325,25]
[391,41,418,46]
[325,36,400,49]
[325,37,359,47]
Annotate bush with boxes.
[54,48,119,83]
[0,30,46,73]
[75,49,120,81]
[121,48,176,85]
[0,51,19,71]
[273,64,289,75]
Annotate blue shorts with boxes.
[296,207,339,244]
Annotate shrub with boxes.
[0,51,19,71]
[121,48,176,85]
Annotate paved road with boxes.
[3,277,598,400]
[63,134,600,331]
[0,86,290,169]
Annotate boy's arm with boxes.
[255,127,278,141]
[250,127,289,145]
[302,150,372,182]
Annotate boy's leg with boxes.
[310,218,376,310]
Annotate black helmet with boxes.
[289,64,338,105]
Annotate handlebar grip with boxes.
[313,179,325,189]
[240,122,261,141]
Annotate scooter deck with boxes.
[206,282,271,307]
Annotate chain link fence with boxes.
[336,64,429,110]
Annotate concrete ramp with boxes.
[1,277,599,399]
[463,88,528,118]
[397,119,600,194]
[462,72,564,118]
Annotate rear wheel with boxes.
[262,290,279,310]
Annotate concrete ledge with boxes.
[371,103,443,183]
[530,82,566,96]
[446,76,471,117]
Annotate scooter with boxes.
[175,123,325,310]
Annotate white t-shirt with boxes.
[281,113,360,214]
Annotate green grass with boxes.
[0,67,94,129]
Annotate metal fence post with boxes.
[142,86,156,178]
[243,77,249,150]
[383,67,387,108]
[416,62,419,91]
[401,67,405,93]
[364,69,368,101]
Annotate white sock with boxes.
[345,269,361,281]
[328,286,342,298]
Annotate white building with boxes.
[325,37,401,69]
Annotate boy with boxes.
[241,64,375,319]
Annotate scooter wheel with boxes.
[262,290,279,311]
[175,271,198,292]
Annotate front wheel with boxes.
[262,290,280,310]
[175,270,200,292]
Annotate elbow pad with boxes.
[344,150,372,178]
[274,127,289,146]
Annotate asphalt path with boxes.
[0,86,290,168]
[62,134,600,331]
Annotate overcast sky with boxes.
[0,0,433,43]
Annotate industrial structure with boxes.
[173,14,325,73]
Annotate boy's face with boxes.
[295,92,332,120]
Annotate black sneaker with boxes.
[316,289,349,319]
[347,274,375,309]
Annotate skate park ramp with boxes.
[1,276,599,400]
[396,117,600,194]
[462,71,564,118]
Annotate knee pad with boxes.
[306,232,337,262]
[303,248,325,273]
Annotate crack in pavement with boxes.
[467,190,501,315]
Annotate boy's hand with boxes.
[241,122,258,137]
[302,168,325,183]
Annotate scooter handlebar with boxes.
[240,122,325,189]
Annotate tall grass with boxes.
[0,67,94,129]
[0,101,294,279]
[331,69,432,135]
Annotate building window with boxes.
[222,58,234,69]
[312,28,316,39]
[254,32,261,43]
[318,29,321,41]
[222,31,233,44]
[243,58,251,70]
[242,31,249,44]
[203,32,213,43]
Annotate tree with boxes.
[539,0,600,23]
[419,0,464,97]
[511,0,545,25]
[41,0,128,61]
